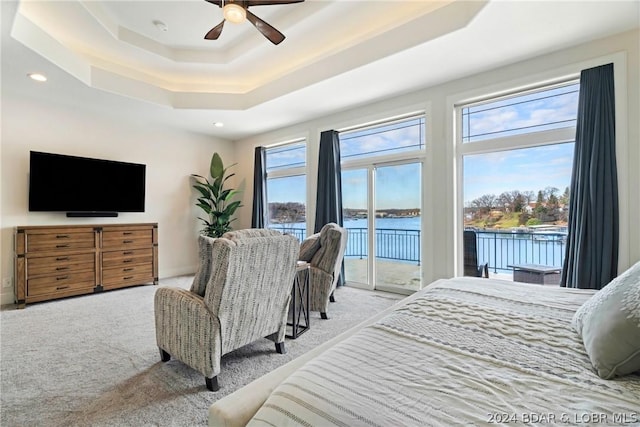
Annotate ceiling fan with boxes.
[204,0,305,45]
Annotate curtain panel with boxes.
[315,130,345,286]
[251,146,266,228]
[561,63,618,290]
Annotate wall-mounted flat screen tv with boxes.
[29,151,146,217]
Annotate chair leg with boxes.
[159,348,170,362]
[275,342,286,354]
[321,312,328,320]
[329,293,336,303]
[205,376,219,392]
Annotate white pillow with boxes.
[572,260,640,379]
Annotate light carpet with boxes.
[0,276,403,426]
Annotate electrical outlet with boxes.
[2,278,12,288]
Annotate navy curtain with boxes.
[315,130,345,286]
[251,146,266,228]
[561,63,618,290]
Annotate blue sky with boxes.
[463,143,574,204]
[267,83,578,210]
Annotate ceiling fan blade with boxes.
[204,0,223,6]
[204,20,225,40]
[245,9,285,45]
[247,0,304,6]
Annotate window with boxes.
[340,115,425,162]
[265,141,307,240]
[458,81,578,276]
[462,83,579,143]
[340,114,425,293]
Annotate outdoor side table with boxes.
[287,261,310,339]
[509,263,562,285]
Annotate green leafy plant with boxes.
[191,152,242,238]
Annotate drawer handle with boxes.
[56,257,69,261]
[124,268,134,272]
[123,259,133,263]
[124,276,134,280]
[56,267,69,271]
[123,251,134,255]
[56,286,70,291]
[123,240,133,244]
[56,235,70,239]
[56,244,70,248]
[56,276,69,281]
[123,232,133,235]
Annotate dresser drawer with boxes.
[102,230,153,249]
[102,248,153,268]
[15,223,157,308]
[103,264,153,286]
[27,271,96,297]
[27,253,95,277]
[26,232,95,253]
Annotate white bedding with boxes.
[246,277,640,426]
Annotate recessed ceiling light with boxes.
[28,73,47,82]
[153,20,168,32]
[214,122,224,128]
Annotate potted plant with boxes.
[191,152,242,237]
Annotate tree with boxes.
[471,194,497,214]
[543,186,559,200]
[547,193,560,221]
[522,190,536,206]
[534,190,547,220]
[560,186,570,207]
[497,191,516,212]
[268,202,305,224]
[513,192,526,213]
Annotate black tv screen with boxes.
[29,151,146,215]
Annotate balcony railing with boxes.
[269,226,420,264]
[475,230,566,273]
[269,226,566,273]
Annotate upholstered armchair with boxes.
[154,229,299,391]
[298,223,348,319]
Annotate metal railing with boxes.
[270,225,566,273]
[474,230,566,273]
[269,226,306,242]
[269,226,421,264]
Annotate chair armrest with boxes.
[308,266,333,284]
[154,287,221,378]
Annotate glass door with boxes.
[342,168,370,288]
[342,162,422,293]
[374,162,422,293]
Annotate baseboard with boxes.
[160,266,197,280]
[1,290,15,307]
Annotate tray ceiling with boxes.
[4,0,639,139]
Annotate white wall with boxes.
[233,29,640,286]
[1,90,234,305]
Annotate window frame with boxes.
[339,113,428,170]
[264,139,308,235]
[454,78,580,277]
[456,79,580,158]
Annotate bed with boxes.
[209,276,640,426]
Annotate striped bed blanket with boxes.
[247,277,640,426]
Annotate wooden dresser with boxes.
[15,223,158,308]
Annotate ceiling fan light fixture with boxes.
[223,3,246,24]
